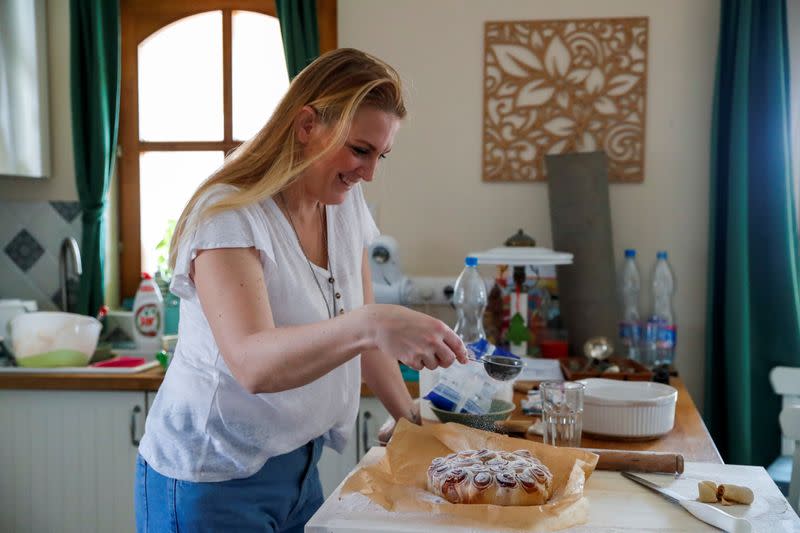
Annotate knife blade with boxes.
[621,472,752,533]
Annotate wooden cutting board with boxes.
[306,448,799,532]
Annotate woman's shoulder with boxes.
[190,183,273,223]
[194,183,240,209]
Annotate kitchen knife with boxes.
[621,472,752,533]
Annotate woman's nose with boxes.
[360,157,379,182]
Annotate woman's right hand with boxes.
[360,304,469,371]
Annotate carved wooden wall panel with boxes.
[482,17,649,182]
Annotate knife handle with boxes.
[679,500,752,533]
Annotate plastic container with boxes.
[452,256,487,344]
[424,362,498,414]
[538,328,569,359]
[132,272,164,355]
[643,251,676,369]
[91,355,147,368]
[8,312,101,367]
[419,340,514,419]
[164,292,180,335]
[618,249,642,362]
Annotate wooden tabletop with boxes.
[309,449,795,532]
[0,366,414,395]
[0,368,721,463]
[0,366,166,391]
[510,377,723,464]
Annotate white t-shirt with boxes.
[138,183,379,482]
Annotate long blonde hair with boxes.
[168,48,406,268]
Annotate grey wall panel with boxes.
[545,151,618,356]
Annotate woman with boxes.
[134,48,467,532]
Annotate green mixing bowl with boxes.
[429,399,515,430]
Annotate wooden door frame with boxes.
[118,0,337,299]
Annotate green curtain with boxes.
[70,0,120,316]
[276,0,320,79]
[705,0,800,466]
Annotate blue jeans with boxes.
[135,437,325,532]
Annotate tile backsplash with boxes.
[0,200,82,311]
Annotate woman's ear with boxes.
[294,106,317,145]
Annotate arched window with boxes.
[119,0,337,298]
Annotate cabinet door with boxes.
[317,425,357,498]
[356,396,390,461]
[0,390,146,533]
[316,397,392,498]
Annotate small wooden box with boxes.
[560,356,653,382]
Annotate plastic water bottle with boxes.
[618,249,642,361]
[421,256,490,419]
[644,251,676,369]
[453,256,487,344]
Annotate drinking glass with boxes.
[540,381,584,447]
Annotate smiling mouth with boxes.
[338,174,358,187]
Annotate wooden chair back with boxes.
[769,366,800,455]
[779,405,800,513]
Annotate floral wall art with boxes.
[482,17,649,182]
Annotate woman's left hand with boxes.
[377,400,421,445]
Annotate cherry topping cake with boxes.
[426,449,553,505]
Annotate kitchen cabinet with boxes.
[356,396,390,461]
[0,389,147,533]
[318,427,357,498]
[317,396,391,498]
[0,368,409,526]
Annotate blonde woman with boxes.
[134,48,467,532]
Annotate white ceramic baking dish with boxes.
[579,378,678,439]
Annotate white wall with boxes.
[339,0,719,409]
[0,0,120,306]
[0,0,76,200]
[3,0,718,404]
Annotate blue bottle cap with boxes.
[657,251,668,259]
[465,256,478,267]
[624,249,636,258]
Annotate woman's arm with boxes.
[359,249,421,423]
[193,246,464,394]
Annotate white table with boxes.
[307,448,800,532]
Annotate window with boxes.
[119,0,337,299]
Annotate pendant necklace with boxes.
[279,192,341,319]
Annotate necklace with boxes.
[279,192,340,319]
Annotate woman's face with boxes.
[300,106,401,205]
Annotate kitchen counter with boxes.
[0,365,419,397]
[0,365,166,391]
[0,369,719,463]
[509,377,723,464]
[307,447,799,532]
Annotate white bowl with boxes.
[579,378,678,439]
[8,312,101,367]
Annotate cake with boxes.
[426,448,553,505]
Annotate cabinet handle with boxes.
[130,405,142,446]
[361,410,372,455]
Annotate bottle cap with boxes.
[624,249,636,258]
[465,256,478,267]
[657,251,668,259]
[141,272,152,280]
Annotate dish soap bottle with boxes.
[132,272,163,356]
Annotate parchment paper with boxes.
[341,419,599,531]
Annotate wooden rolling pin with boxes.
[587,448,684,474]
[493,420,684,474]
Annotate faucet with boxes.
[59,237,82,312]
